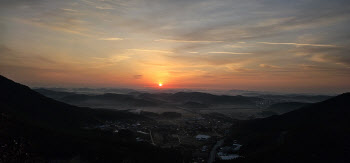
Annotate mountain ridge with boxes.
[230,92,350,163]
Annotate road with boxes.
[208,139,224,163]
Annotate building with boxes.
[217,144,242,160]
[217,154,240,160]
[195,134,211,140]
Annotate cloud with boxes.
[208,52,252,55]
[292,46,350,66]
[12,13,91,36]
[175,1,350,44]
[223,44,253,49]
[309,53,350,66]
[133,75,143,79]
[258,42,340,47]
[61,8,78,12]
[91,55,131,66]
[98,38,124,41]
[309,54,328,63]
[127,49,173,54]
[0,0,44,8]
[154,39,223,43]
[259,64,280,69]
[4,2,95,37]
[96,6,114,10]
[0,45,77,72]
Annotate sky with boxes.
[1,0,350,93]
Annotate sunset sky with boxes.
[1,0,350,93]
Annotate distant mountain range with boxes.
[230,92,350,162]
[60,93,158,107]
[138,92,261,105]
[34,88,264,110]
[35,87,332,114]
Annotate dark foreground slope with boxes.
[0,75,184,162]
[265,102,310,114]
[230,93,350,163]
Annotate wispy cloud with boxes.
[127,49,173,54]
[259,64,280,69]
[98,38,124,41]
[291,45,350,66]
[133,75,143,79]
[224,44,252,49]
[258,42,340,47]
[154,39,223,43]
[88,54,131,68]
[61,8,78,12]
[309,54,328,63]
[208,52,252,55]
[93,55,130,63]
[13,18,91,36]
[95,6,114,10]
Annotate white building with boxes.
[218,154,240,160]
[195,134,211,140]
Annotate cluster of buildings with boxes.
[84,111,241,162]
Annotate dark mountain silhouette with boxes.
[34,88,158,108]
[230,93,350,163]
[138,92,261,106]
[266,102,310,114]
[33,88,76,99]
[60,93,158,107]
[0,75,185,162]
[137,92,173,103]
[257,94,333,103]
[161,112,182,118]
[182,101,210,108]
[169,92,261,105]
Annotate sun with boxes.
[158,82,163,87]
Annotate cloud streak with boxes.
[154,39,223,43]
[208,52,252,55]
[258,42,340,47]
[133,75,143,79]
[127,49,173,54]
[98,38,124,41]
